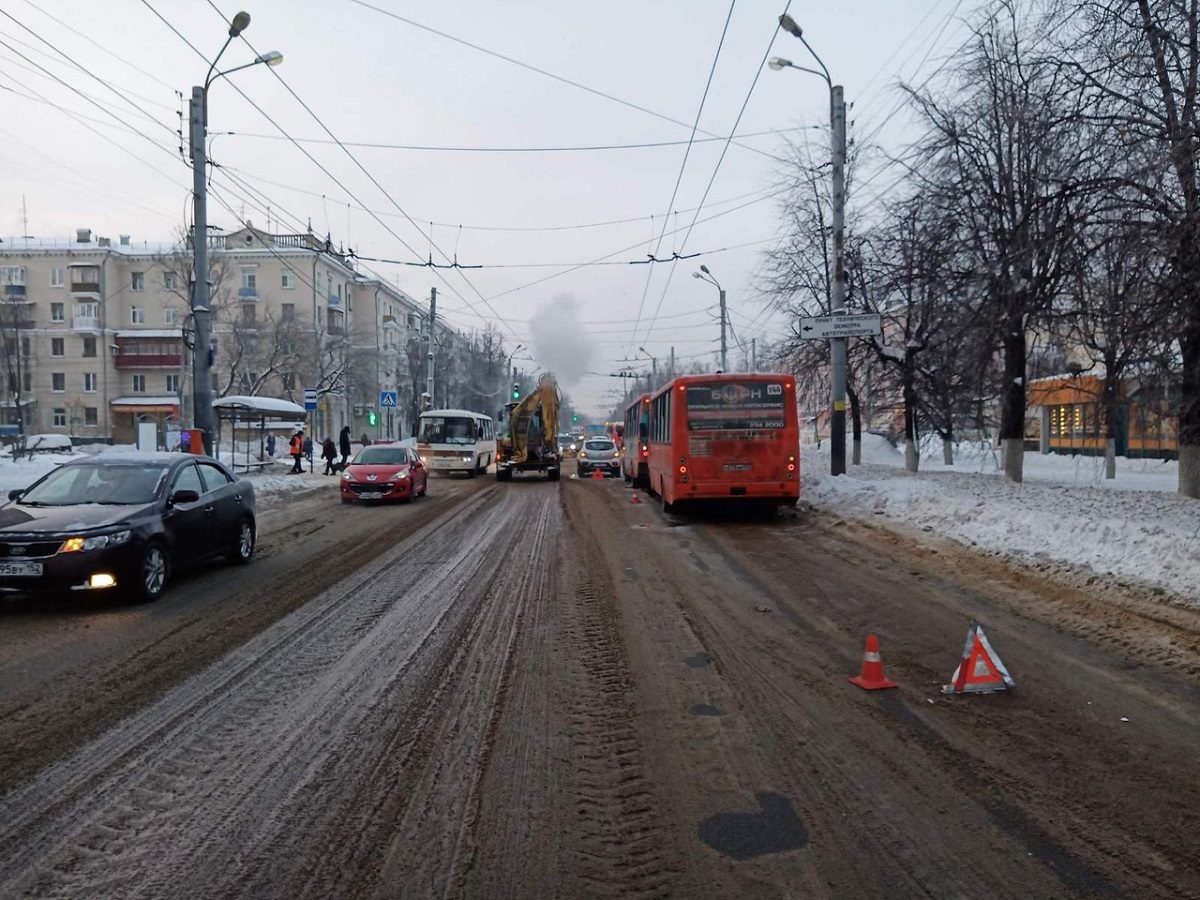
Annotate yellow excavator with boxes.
[496,374,561,482]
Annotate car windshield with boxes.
[353,448,408,465]
[585,440,615,451]
[418,416,476,445]
[20,463,168,506]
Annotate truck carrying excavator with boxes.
[496,374,561,482]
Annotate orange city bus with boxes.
[646,373,799,511]
[622,393,651,487]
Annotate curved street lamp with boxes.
[190,11,283,454]
[693,265,727,371]
[769,14,847,475]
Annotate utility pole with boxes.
[669,346,675,380]
[425,286,437,409]
[189,85,215,455]
[829,84,847,476]
[719,287,728,372]
[751,337,757,371]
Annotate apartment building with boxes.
[0,224,438,446]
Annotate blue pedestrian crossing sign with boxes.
[379,390,399,408]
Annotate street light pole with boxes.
[692,265,727,371]
[771,16,847,475]
[189,12,281,455]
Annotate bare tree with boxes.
[1063,0,1200,495]
[906,1,1099,482]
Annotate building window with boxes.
[164,306,178,325]
[131,306,145,325]
[51,267,64,288]
[84,372,98,392]
[82,336,97,357]
[76,301,98,320]
[282,269,294,289]
[131,271,145,291]
[51,303,65,323]
[164,271,178,290]
[240,267,257,296]
[0,266,26,285]
[53,408,66,428]
[20,336,30,357]
[23,371,31,393]
[50,338,64,357]
[242,304,256,326]
[166,374,180,393]
[132,374,146,393]
[85,407,98,426]
[281,303,294,322]
[52,373,65,392]
[281,372,295,390]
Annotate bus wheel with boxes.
[662,495,675,515]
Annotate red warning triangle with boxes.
[942,623,1014,694]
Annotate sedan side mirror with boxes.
[170,489,201,505]
[7,489,22,501]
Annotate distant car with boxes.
[341,444,428,503]
[576,438,620,478]
[0,454,255,603]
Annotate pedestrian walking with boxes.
[321,437,339,475]
[265,433,276,457]
[303,435,313,466]
[289,429,304,474]
[339,425,352,469]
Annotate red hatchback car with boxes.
[340,444,428,504]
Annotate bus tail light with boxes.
[640,444,648,457]
[787,454,796,473]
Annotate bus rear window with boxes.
[685,381,786,431]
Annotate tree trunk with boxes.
[902,365,919,473]
[942,436,954,466]
[848,384,863,466]
[1102,373,1119,481]
[1000,318,1027,484]
[1180,332,1200,497]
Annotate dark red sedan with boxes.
[340,444,428,504]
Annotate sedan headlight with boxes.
[389,470,409,481]
[578,451,587,458]
[341,471,354,481]
[61,530,132,553]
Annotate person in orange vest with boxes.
[289,429,304,474]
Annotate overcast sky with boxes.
[0,0,975,414]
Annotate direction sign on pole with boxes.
[798,313,882,340]
[379,390,398,408]
[303,387,318,411]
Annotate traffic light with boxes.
[511,383,521,401]
[367,410,377,426]
[571,414,578,423]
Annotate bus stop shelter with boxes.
[212,395,307,472]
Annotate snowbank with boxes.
[801,435,1200,602]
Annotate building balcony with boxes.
[115,353,182,369]
[4,284,26,297]
[72,317,100,331]
[70,282,101,295]
[327,293,341,307]
[238,287,258,299]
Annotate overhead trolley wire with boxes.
[346,0,787,165]
[625,0,737,367]
[634,2,791,354]
[203,0,523,343]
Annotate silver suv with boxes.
[577,438,620,477]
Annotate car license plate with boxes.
[360,492,384,500]
[0,562,42,577]
[723,463,752,472]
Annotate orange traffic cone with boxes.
[591,468,605,480]
[849,633,897,691]
[629,491,641,504]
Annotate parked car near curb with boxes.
[0,453,255,603]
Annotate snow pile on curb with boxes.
[801,434,1200,602]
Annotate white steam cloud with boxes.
[528,293,596,387]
